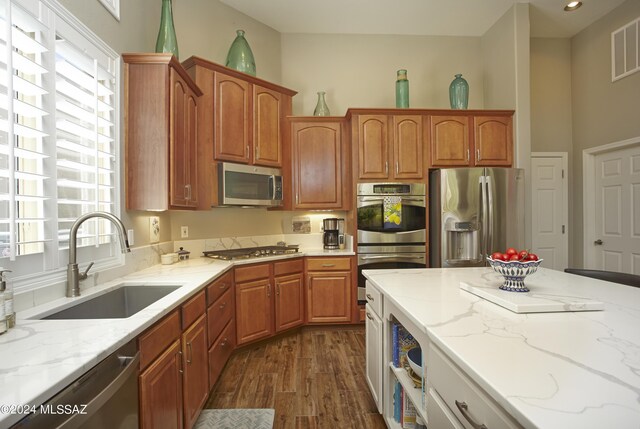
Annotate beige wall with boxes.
[481,7,517,110]
[570,0,640,266]
[281,34,485,116]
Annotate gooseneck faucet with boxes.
[67,211,131,297]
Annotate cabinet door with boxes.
[170,70,190,208]
[429,115,471,167]
[392,115,423,179]
[365,304,383,413]
[185,89,198,207]
[473,116,513,166]
[139,340,183,429]
[291,121,343,209]
[254,85,282,167]
[182,315,208,429]
[236,278,273,345]
[306,271,351,323]
[275,272,304,332]
[357,115,390,179]
[214,72,250,163]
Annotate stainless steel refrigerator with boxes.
[429,168,525,268]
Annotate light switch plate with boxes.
[149,216,160,243]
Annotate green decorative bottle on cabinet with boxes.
[396,69,409,108]
[313,91,330,116]
[155,0,179,59]
[449,74,469,109]
[225,30,256,76]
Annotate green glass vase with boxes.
[449,74,469,109]
[225,30,256,76]
[396,69,409,108]
[155,0,179,59]
[313,91,330,116]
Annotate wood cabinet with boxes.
[429,112,513,167]
[124,53,202,211]
[235,258,305,345]
[305,257,353,323]
[138,291,208,429]
[365,278,384,413]
[354,113,425,180]
[290,118,347,210]
[183,57,295,208]
[274,259,305,332]
[206,270,236,388]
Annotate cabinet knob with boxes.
[219,302,226,309]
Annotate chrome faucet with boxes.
[67,211,131,297]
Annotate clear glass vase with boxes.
[225,30,256,76]
[396,69,409,108]
[313,91,330,116]
[155,0,179,59]
[449,74,469,109]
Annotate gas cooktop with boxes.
[202,245,299,261]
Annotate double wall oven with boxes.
[357,183,427,302]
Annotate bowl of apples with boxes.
[487,248,543,292]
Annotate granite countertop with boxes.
[0,247,354,428]
[362,267,640,429]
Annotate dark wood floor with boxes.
[205,326,387,429]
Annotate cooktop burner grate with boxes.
[202,245,299,261]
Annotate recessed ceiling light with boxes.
[564,1,583,11]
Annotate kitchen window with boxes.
[0,0,121,287]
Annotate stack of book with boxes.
[393,381,417,428]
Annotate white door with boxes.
[591,144,640,273]
[530,153,569,270]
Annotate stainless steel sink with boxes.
[33,285,182,320]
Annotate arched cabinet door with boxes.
[357,115,390,179]
[473,115,513,166]
[429,115,471,167]
[393,115,424,179]
[214,72,251,163]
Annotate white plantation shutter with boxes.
[0,0,120,284]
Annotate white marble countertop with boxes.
[0,248,353,428]
[362,267,640,429]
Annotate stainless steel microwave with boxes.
[218,162,283,207]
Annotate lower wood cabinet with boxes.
[305,257,353,323]
[181,314,208,429]
[206,270,236,388]
[236,276,274,344]
[208,319,235,386]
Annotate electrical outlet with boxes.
[181,226,189,238]
[149,216,160,243]
[127,229,135,246]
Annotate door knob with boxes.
[594,239,603,245]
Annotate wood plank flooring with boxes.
[205,326,387,429]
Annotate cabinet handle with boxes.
[466,149,470,162]
[219,301,226,309]
[220,338,228,347]
[178,350,184,373]
[296,193,299,205]
[255,145,259,160]
[246,144,249,158]
[186,342,192,364]
[366,293,374,302]
[276,283,280,296]
[385,161,388,175]
[455,400,488,429]
[219,283,227,290]
[476,148,481,161]
[322,263,335,267]
[396,162,399,175]
[366,312,374,321]
[185,184,191,201]
[267,283,271,297]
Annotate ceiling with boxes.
[219,0,628,38]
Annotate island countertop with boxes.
[362,267,640,429]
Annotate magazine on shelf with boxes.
[402,388,417,429]
[393,380,402,423]
[398,324,418,369]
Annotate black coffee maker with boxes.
[323,218,340,249]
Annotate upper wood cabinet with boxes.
[289,117,348,210]
[124,53,202,211]
[429,111,514,167]
[353,113,425,180]
[183,57,296,208]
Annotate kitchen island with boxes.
[362,267,640,429]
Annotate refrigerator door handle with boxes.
[485,175,494,258]
[479,175,487,260]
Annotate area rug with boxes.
[194,408,275,429]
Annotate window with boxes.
[0,0,121,287]
[612,16,640,81]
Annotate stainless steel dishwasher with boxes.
[14,340,140,429]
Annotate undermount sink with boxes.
[32,284,182,320]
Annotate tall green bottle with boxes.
[225,30,256,76]
[155,0,179,59]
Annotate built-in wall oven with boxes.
[357,183,427,302]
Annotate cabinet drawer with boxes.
[234,263,270,283]
[138,310,181,370]
[365,281,382,317]
[427,387,465,429]
[274,258,303,276]
[207,287,234,346]
[430,346,522,429]
[208,320,235,387]
[182,290,206,330]
[207,270,234,305]
[306,257,351,271]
